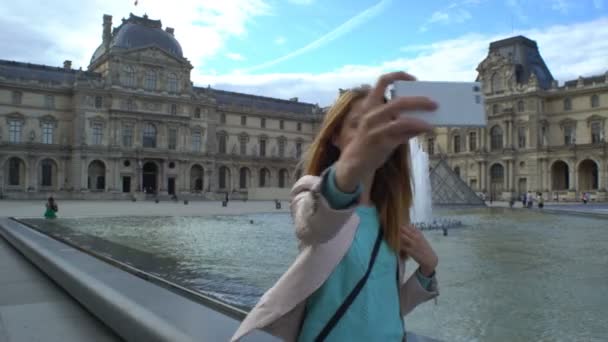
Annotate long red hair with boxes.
[299,88,412,254]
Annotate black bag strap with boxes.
[314,228,384,342]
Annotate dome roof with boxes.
[90,14,183,64]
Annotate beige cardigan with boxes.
[231,169,439,341]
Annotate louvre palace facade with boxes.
[422,36,608,202]
[0,13,322,200]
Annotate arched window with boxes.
[517,100,525,112]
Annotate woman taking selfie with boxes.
[232,71,440,342]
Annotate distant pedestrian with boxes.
[537,192,544,209]
[44,196,58,219]
[582,192,589,204]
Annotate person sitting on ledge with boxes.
[44,196,58,219]
[232,71,439,342]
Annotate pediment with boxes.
[123,46,190,67]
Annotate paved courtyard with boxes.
[0,199,290,219]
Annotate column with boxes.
[568,158,576,191]
[113,158,119,192]
[181,161,189,193]
[478,161,482,191]
[504,161,510,191]
[231,165,238,192]
[81,156,88,190]
[57,160,65,191]
[159,160,167,193]
[28,156,37,192]
[136,159,143,192]
[537,158,543,193]
[206,169,214,192]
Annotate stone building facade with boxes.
[0,14,321,200]
[422,36,608,202]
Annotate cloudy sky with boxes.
[1,0,607,106]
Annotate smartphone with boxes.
[390,80,487,127]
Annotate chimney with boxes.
[63,60,72,70]
[103,14,112,48]
[289,97,298,102]
[165,27,174,35]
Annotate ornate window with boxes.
[563,97,572,111]
[191,131,201,152]
[95,96,103,109]
[122,65,136,87]
[280,120,284,129]
[296,141,302,158]
[170,104,177,115]
[591,122,602,143]
[168,128,177,150]
[239,133,248,155]
[297,122,302,131]
[518,126,526,148]
[12,91,22,105]
[122,124,133,147]
[260,118,266,128]
[145,70,157,90]
[453,135,461,153]
[241,116,247,125]
[92,122,103,145]
[8,120,22,143]
[217,131,227,154]
[492,104,499,115]
[42,122,54,144]
[490,125,503,151]
[278,137,286,157]
[45,95,55,109]
[517,100,524,112]
[468,132,477,151]
[143,123,157,148]
[591,94,600,108]
[491,72,503,93]
[167,73,178,93]
[564,125,575,145]
[259,137,267,157]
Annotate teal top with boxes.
[297,166,433,341]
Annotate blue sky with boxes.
[0,0,607,105]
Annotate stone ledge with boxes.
[0,218,277,342]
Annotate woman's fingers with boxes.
[400,230,415,247]
[364,96,437,129]
[368,71,417,103]
[367,116,432,148]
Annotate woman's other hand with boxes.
[400,224,438,277]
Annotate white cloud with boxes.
[0,0,270,70]
[419,0,477,32]
[593,0,604,9]
[237,0,393,72]
[225,52,245,61]
[274,36,286,45]
[551,0,571,13]
[196,17,608,106]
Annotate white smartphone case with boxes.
[391,81,487,127]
